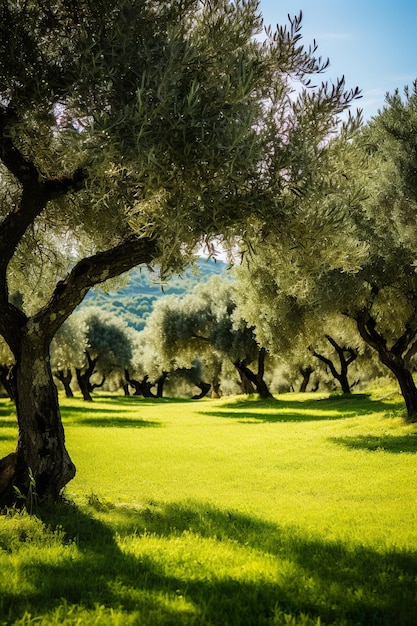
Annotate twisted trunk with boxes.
[0,237,158,507]
[0,107,160,507]
[156,372,168,398]
[299,365,313,393]
[125,370,157,398]
[234,348,272,398]
[55,368,74,398]
[353,308,417,422]
[192,381,211,399]
[0,333,75,507]
[311,335,357,394]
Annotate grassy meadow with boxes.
[0,387,416,625]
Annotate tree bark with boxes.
[211,375,221,398]
[0,364,15,400]
[125,371,157,398]
[236,367,256,394]
[156,372,168,398]
[310,335,357,394]
[192,381,211,399]
[75,352,98,402]
[299,365,313,393]
[0,333,75,507]
[55,368,74,398]
[234,348,272,398]
[353,308,417,422]
[75,352,106,400]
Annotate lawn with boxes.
[0,388,416,625]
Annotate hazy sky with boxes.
[259,0,417,120]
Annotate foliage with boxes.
[51,315,87,372]
[75,307,134,374]
[141,275,273,395]
[234,83,417,419]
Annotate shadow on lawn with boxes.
[0,411,17,442]
[332,433,417,454]
[80,395,191,406]
[201,394,405,423]
[2,500,416,625]
[0,402,15,418]
[72,416,161,428]
[61,405,162,428]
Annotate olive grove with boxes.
[0,0,360,505]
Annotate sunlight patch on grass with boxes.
[59,394,417,551]
[1,390,417,625]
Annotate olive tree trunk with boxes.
[234,348,272,398]
[0,236,158,507]
[353,308,417,423]
[55,368,74,398]
[0,333,75,506]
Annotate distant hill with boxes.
[79,257,229,331]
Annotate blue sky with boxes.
[259,0,417,120]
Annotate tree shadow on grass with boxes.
[61,405,162,428]
[0,402,15,419]
[86,395,193,406]
[201,409,365,423]
[74,417,162,428]
[1,499,416,625]
[331,433,417,454]
[0,433,15,442]
[0,415,17,442]
[203,394,404,423]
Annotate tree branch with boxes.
[33,235,159,341]
[0,107,86,262]
[0,107,87,352]
[310,347,339,380]
[0,107,39,184]
[391,321,417,358]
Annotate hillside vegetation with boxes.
[80,258,229,331]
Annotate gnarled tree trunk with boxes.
[310,335,358,394]
[55,368,74,398]
[192,381,211,399]
[0,333,75,507]
[234,348,272,398]
[76,352,101,402]
[0,236,158,508]
[156,372,168,398]
[353,308,417,422]
[299,365,314,393]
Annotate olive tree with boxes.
[0,0,359,505]
[237,84,417,421]
[309,89,417,421]
[234,257,366,394]
[72,307,134,400]
[144,276,273,396]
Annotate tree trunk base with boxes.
[0,452,17,507]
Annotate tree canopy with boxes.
[234,84,417,421]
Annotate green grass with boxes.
[0,389,416,625]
